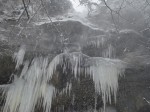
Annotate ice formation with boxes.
[88,57,125,110]
[102,44,115,58]
[2,57,55,112]
[87,36,107,48]
[13,45,26,69]
[2,48,126,112]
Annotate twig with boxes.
[27,4,42,24]
[22,0,30,19]
[102,0,119,32]
[102,0,132,24]
[143,97,150,105]
[40,0,68,47]
[18,0,30,21]
[17,4,42,37]
[40,0,61,34]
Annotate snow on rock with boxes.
[33,13,100,31]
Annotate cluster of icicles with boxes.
[0,46,126,112]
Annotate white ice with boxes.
[2,51,126,112]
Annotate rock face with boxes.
[0,56,15,84]
[0,16,150,112]
[117,67,150,112]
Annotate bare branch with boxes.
[22,0,30,20]
[17,4,42,37]
[40,0,69,47]
[40,0,61,34]
[18,0,30,21]
[102,0,132,24]
[102,0,119,32]
[27,4,42,24]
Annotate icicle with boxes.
[69,52,83,78]
[20,61,29,78]
[41,84,55,112]
[59,82,72,95]
[72,55,78,78]
[87,36,107,48]
[46,55,62,81]
[2,78,25,112]
[102,44,115,58]
[2,52,126,112]
[88,57,125,111]
[2,56,55,112]
[13,45,26,69]
[94,93,97,112]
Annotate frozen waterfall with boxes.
[1,49,126,112]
